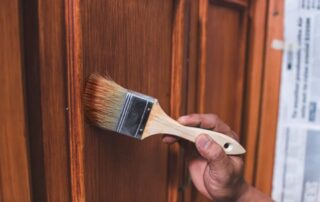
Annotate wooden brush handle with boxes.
[143,102,246,155]
[173,125,245,155]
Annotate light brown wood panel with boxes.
[198,1,248,136]
[255,0,284,194]
[0,0,32,201]
[66,0,183,201]
[184,0,250,201]
[242,0,268,184]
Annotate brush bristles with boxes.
[84,74,128,130]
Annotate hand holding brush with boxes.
[162,114,272,202]
[84,74,245,155]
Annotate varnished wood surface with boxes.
[79,0,175,201]
[0,0,282,200]
[185,0,250,201]
[0,0,32,201]
[186,0,200,115]
[23,0,71,200]
[255,0,284,194]
[183,1,201,201]
[65,0,86,201]
[242,0,268,184]
[199,1,248,136]
[168,0,188,201]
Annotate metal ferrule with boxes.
[116,91,155,139]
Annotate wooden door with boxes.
[22,0,187,201]
[1,0,280,201]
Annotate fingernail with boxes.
[196,134,211,150]
[162,137,169,143]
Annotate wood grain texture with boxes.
[199,1,248,135]
[255,0,284,194]
[198,0,209,115]
[242,0,268,184]
[188,3,209,201]
[8,0,278,200]
[65,0,85,201]
[0,0,32,201]
[79,0,174,201]
[186,0,200,115]
[22,0,71,200]
[183,1,201,201]
[168,0,188,201]
[185,0,250,201]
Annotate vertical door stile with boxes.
[65,0,85,201]
[168,0,188,201]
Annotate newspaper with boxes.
[272,0,320,201]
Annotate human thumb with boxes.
[195,134,231,173]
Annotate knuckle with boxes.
[189,113,200,119]
[187,114,201,123]
[198,114,219,129]
[224,124,231,131]
[207,114,219,122]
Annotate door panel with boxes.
[71,0,175,201]
[203,4,247,134]
[184,1,249,201]
[199,2,248,135]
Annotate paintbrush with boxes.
[84,74,245,155]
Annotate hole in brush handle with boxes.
[223,142,233,153]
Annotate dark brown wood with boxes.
[186,0,200,115]
[0,0,32,201]
[168,0,189,201]
[22,0,71,201]
[211,0,248,8]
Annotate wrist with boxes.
[233,180,250,202]
[213,178,249,202]
[235,183,253,202]
[235,184,273,202]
